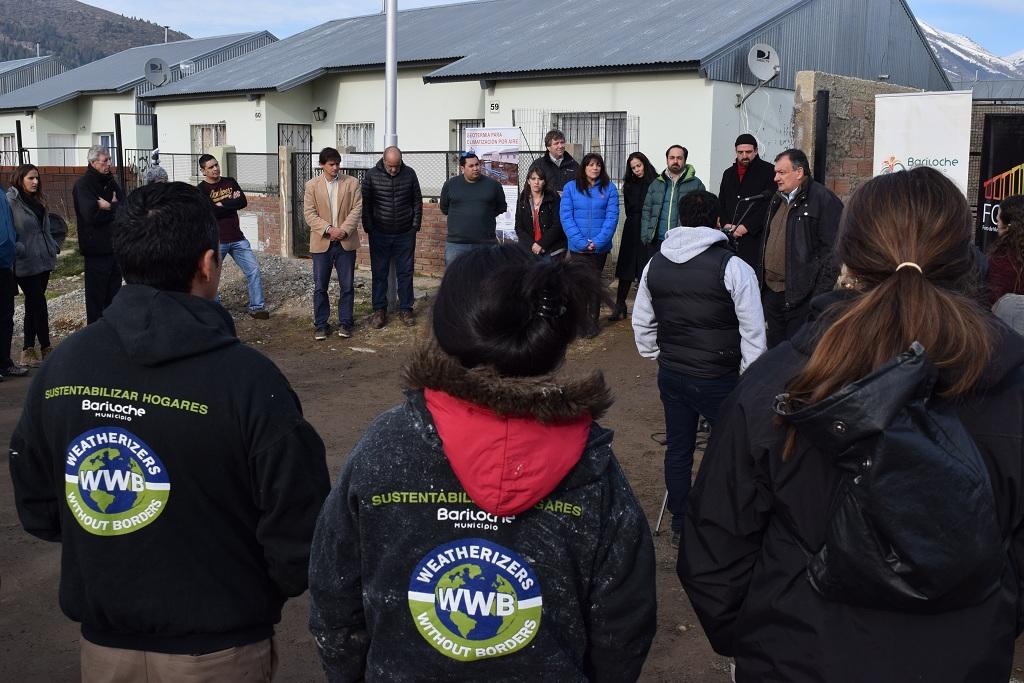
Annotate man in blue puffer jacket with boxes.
[560,153,620,335]
[0,190,27,378]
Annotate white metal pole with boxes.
[384,0,398,148]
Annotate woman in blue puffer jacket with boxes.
[560,153,619,336]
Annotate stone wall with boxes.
[793,71,918,202]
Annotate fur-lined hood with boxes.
[403,343,614,516]
[403,342,612,423]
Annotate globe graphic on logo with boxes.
[434,563,517,641]
[78,448,145,515]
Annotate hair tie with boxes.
[895,262,922,274]
[535,289,566,319]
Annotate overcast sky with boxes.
[83,0,1023,59]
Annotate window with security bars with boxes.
[336,123,375,153]
[553,111,629,183]
[190,124,227,156]
[452,119,484,151]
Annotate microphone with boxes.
[739,189,774,202]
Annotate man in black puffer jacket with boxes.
[361,146,423,329]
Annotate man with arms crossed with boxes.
[197,153,269,319]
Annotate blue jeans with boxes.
[657,365,738,532]
[444,242,492,266]
[219,240,265,311]
[312,242,356,328]
[369,231,415,312]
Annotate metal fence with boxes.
[227,152,279,195]
[19,147,94,167]
[121,149,279,195]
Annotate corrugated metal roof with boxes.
[955,80,1024,101]
[0,33,269,112]
[146,0,805,99]
[0,56,51,77]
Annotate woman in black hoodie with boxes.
[309,245,656,682]
[679,167,1024,681]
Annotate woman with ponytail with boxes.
[679,167,1024,681]
[309,244,656,681]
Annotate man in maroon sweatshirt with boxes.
[197,154,268,318]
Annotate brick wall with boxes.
[355,201,449,277]
[241,193,282,255]
[793,72,918,202]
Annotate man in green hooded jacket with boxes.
[641,145,706,246]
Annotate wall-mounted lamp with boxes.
[312,106,327,122]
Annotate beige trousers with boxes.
[81,637,277,683]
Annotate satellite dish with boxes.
[747,43,781,82]
[178,59,195,76]
[144,57,169,87]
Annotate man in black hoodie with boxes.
[73,145,124,323]
[10,182,330,682]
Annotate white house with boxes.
[0,32,276,167]
[145,0,948,195]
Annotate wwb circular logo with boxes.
[407,538,542,661]
[63,427,170,536]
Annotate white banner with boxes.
[464,127,519,242]
[873,91,972,194]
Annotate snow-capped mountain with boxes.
[918,21,1024,81]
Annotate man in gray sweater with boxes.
[632,191,766,547]
[439,153,507,265]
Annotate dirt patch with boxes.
[2,291,1024,681]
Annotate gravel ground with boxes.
[17,252,440,346]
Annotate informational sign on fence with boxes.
[873,91,972,194]
[976,114,1024,250]
[464,127,519,242]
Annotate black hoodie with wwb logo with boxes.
[9,285,330,654]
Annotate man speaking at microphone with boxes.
[719,134,776,272]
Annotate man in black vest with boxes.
[719,134,777,272]
[632,191,766,547]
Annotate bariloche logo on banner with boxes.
[879,156,906,174]
[408,538,542,661]
[64,427,170,536]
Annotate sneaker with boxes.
[338,324,353,338]
[314,326,329,341]
[1,364,29,378]
[671,531,681,549]
[399,310,416,327]
[250,309,270,320]
[370,309,387,329]
[20,347,41,368]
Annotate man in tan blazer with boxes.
[304,147,362,339]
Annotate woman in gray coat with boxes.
[8,165,65,366]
